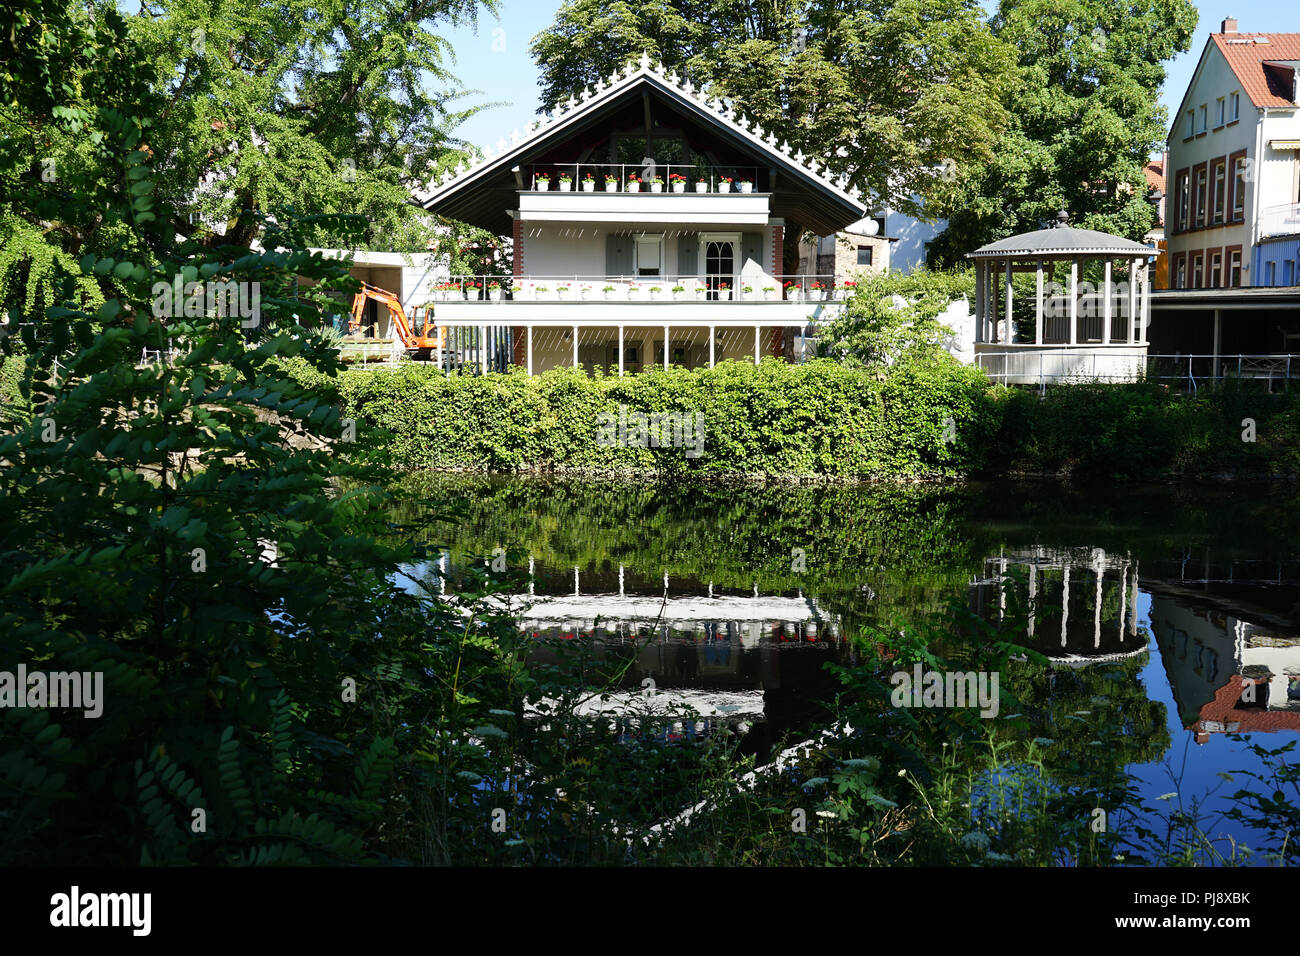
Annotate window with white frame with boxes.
[635,235,662,277]
[1230,91,1240,121]
[1185,110,1194,138]
[1216,97,1225,126]
[1198,104,1208,132]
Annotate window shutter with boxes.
[676,233,699,277]
[605,233,633,277]
[741,231,764,269]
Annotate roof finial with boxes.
[1054,210,1070,228]
[638,50,651,70]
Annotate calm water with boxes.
[401,477,1300,860]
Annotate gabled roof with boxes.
[418,53,868,236]
[968,225,1155,259]
[1211,32,1300,108]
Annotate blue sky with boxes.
[439,2,1300,159]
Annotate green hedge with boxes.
[257,358,1300,480]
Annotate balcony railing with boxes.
[427,274,854,303]
[1258,202,1300,238]
[522,163,766,194]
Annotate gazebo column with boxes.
[753,325,760,364]
[709,325,716,368]
[618,325,625,376]
[1127,259,1139,343]
[1027,563,1037,638]
[1004,259,1013,344]
[1102,259,1112,345]
[1061,564,1070,648]
[1035,259,1044,345]
[975,263,985,344]
[480,325,487,374]
[1068,260,1079,347]
[990,261,999,343]
[572,324,579,368]
[525,325,533,375]
[664,324,670,369]
[1142,261,1152,344]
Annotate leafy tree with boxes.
[927,0,1198,262]
[530,0,1017,248]
[1,0,497,316]
[817,268,974,369]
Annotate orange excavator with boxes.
[348,281,444,360]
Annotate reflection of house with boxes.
[1149,594,1300,742]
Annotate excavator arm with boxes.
[348,282,443,354]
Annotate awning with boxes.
[1270,139,1300,149]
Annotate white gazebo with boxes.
[968,213,1157,385]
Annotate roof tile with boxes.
[1211,33,1300,109]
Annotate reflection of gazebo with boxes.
[967,213,1157,385]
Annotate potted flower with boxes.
[580,284,594,301]
[762,284,776,301]
[693,283,706,300]
[716,282,731,301]
[742,284,754,300]
[649,285,664,300]
[839,280,857,295]
[602,284,616,300]
[783,280,801,302]
[649,175,664,193]
[557,172,573,192]
[671,284,686,300]
[604,173,619,192]
[626,173,641,193]
[737,177,754,194]
[669,173,687,194]
[695,176,708,193]
[810,280,826,301]
[511,283,523,300]
[556,283,571,300]
[535,173,550,191]
[535,285,550,300]
[717,175,733,193]
[463,280,481,301]
[488,280,503,301]
[582,172,597,192]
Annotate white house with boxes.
[1166,17,1300,290]
[417,54,869,374]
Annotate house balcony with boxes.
[428,274,852,328]
[1258,202,1300,239]
[518,162,771,225]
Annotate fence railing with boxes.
[975,350,1298,391]
[1257,202,1300,239]
[522,163,765,193]
[428,274,853,303]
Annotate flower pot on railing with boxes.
[627,180,641,192]
[605,179,619,192]
[718,181,732,193]
[650,181,663,193]
[717,288,732,301]
[582,179,596,192]
[558,179,573,191]
[695,181,708,193]
[602,287,617,301]
[464,285,479,301]
[672,287,686,300]
[489,287,503,301]
[763,288,776,301]
[556,288,571,301]
[693,286,706,301]
[535,179,550,191]
[738,181,753,194]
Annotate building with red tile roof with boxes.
[1165,18,1300,300]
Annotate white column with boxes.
[618,325,625,376]
[1061,564,1070,648]
[1118,563,1128,640]
[709,325,716,368]
[573,565,579,596]
[754,325,761,364]
[619,564,624,596]
[1094,564,1104,649]
[437,325,445,371]
[479,325,487,374]
[1128,259,1138,343]
[528,556,534,596]
[1035,260,1044,345]
[525,326,533,375]
[1129,561,1139,637]
[1142,262,1151,344]
[572,324,579,368]
[1027,564,1037,638]
[990,262,999,343]
[1102,259,1112,344]
[975,263,985,344]
[1004,259,1013,344]
[1069,260,1078,347]
[664,324,670,369]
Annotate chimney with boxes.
[1222,17,1238,35]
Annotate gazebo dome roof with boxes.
[967,221,1156,260]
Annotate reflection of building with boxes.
[1150,594,1300,742]
[973,547,1145,665]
